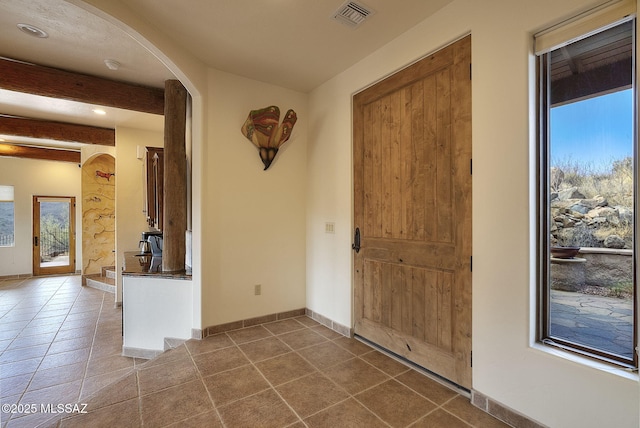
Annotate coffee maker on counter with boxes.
[139,231,163,256]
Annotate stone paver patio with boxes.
[550,290,634,360]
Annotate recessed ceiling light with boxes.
[92,109,106,115]
[17,23,48,38]
[104,59,121,71]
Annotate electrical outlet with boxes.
[254,284,261,295]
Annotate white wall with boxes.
[202,69,308,327]
[114,127,163,302]
[0,157,81,276]
[306,0,639,427]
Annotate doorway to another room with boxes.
[32,195,76,276]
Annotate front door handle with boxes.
[352,227,360,253]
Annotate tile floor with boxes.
[0,275,143,428]
[1,275,510,428]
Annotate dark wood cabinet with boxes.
[145,147,164,230]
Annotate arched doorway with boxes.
[82,153,116,277]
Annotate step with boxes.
[101,266,117,279]
[85,276,115,294]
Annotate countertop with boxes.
[122,251,192,280]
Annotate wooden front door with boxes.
[353,36,472,388]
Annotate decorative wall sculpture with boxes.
[241,105,297,170]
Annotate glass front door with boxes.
[33,196,76,276]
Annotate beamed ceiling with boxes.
[0,0,453,162]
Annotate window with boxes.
[537,9,637,367]
[0,185,14,247]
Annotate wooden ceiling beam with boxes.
[0,58,164,115]
[0,115,115,146]
[0,143,80,163]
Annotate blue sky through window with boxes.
[550,89,633,172]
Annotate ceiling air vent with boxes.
[332,1,375,28]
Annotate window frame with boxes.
[0,185,15,248]
[536,18,638,369]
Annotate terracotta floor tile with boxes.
[140,343,190,368]
[39,348,91,370]
[2,311,38,323]
[60,397,141,428]
[0,357,42,378]
[294,316,321,327]
[53,326,95,341]
[412,408,472,427]
[263,318,306,335]
[333,336,374,355]
[0,338,19,355]
[64,311,99,323]
[138,354,198,396]
[80,367,135,400]
[0,393,21,422]
[0,329,22,342]
[0,373,32,399]
[255,352,316,386]
[203,364,270,406]
[297,341,356,370]
[18,323,60,337]
[19,380,82,411]
[141,379,213,427]
[84,372,139,411]
[360,350,410,377]
[217,389,299,428]
[6,333,57,350]
[238,336,291,362]
[85,354,134,378]
[396,369,458,405]
[27,361,86,392]
[68,304,102,314]
[278,328,327,350]
[26,315,67,328]
[304,398,388,428]
[276,372,349,418]
[310,325,345,340]
[5,408,58,428]
[356,379,436,427]
[166,410,224,428]
[47,336,94,355]
[0,277,512,428]
[323,358,389,394]
[192,346,249,377]
[185,334,234,355]
[34,308,69,319]
[0,344,49,364]
[226,325,273,344]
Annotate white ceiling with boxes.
[0,0,452,145]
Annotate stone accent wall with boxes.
[82,154,115,275]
